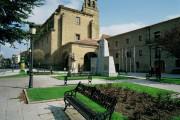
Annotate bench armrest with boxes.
[64,89,76,97]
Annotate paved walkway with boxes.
[0,69,19,77]
[0,77,70,120]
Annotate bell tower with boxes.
[82,0,99,39]
[82,0,98,11]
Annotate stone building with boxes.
[33,0,99,71]
[108,17,180,73]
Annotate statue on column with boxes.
[68,53,78,74]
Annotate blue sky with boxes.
[1,0,180,58]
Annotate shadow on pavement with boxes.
[46,105,70,120]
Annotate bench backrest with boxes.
[75,83,117,112]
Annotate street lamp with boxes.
[28,23,36,88]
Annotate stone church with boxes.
[33,0,100,71]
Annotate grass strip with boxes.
[27,86,75,102]
[76,93,127,120]
[160,78,180,85]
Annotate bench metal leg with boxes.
[64,99,68,111]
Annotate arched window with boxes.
[88,0,91,6]
[92,1,96,8]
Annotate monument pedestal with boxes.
[103,56,118,77]
[91,39,117,77]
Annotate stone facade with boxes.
[108,17,180,73]
[33,0,99,70]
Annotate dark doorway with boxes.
[62,52,69,70]
[84,52,97,71]
[154,60,165,73]
[115,64,119,72]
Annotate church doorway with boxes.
[62,52,69,70]
[84,52,97,71]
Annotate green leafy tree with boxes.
[33,49,45,67]
[0,0,44,45]
[156,27,180,58]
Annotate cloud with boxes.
[166,14,180,19]
[65,0,83,10]
[28,0,83,24]
[100,22,146,36]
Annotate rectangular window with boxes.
[75,34,80,41]
[139,50,143,56]
[139,35,142,41]
[126,39,129,44]
[154,31,161,40]
[115,53,119,58]
[115,41,118,47]
[155,47,161,58]
[136,62,140,69]
[127,51,131,58]
[76,17,80,25]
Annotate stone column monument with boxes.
[91,39,117,76]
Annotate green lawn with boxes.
[172,116,180,120]
[54,75,134,81]
[160,78,180,85]
[27,85,75,102]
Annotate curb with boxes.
[23,89,63,104]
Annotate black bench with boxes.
[64,82,118,120]
[64,73,92,85]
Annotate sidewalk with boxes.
[0,77,71,120]
[0,69,19,77]
[125,72,180,79]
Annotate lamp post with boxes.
[28,23,36,88]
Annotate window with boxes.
[46,37,48,43]
[139,50,143,56]
[75,34,80,41]
[136,62,140,69]
[155,47,161,58]
[154,31,161,40]
[176,59,180,67]
[115,53,119,58]
[126,39,129,44]
[92,1,96,8]
[76,17,80,25]
[115,41,118,47]
[139,35,142,41]
[127,51,131,58]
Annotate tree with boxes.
[0,0,44,45]
[33,49,45,67]
[156,27,180,58]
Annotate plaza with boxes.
[0,0,180,120]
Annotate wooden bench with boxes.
[64,73,92,85]
[64,82,118,120]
